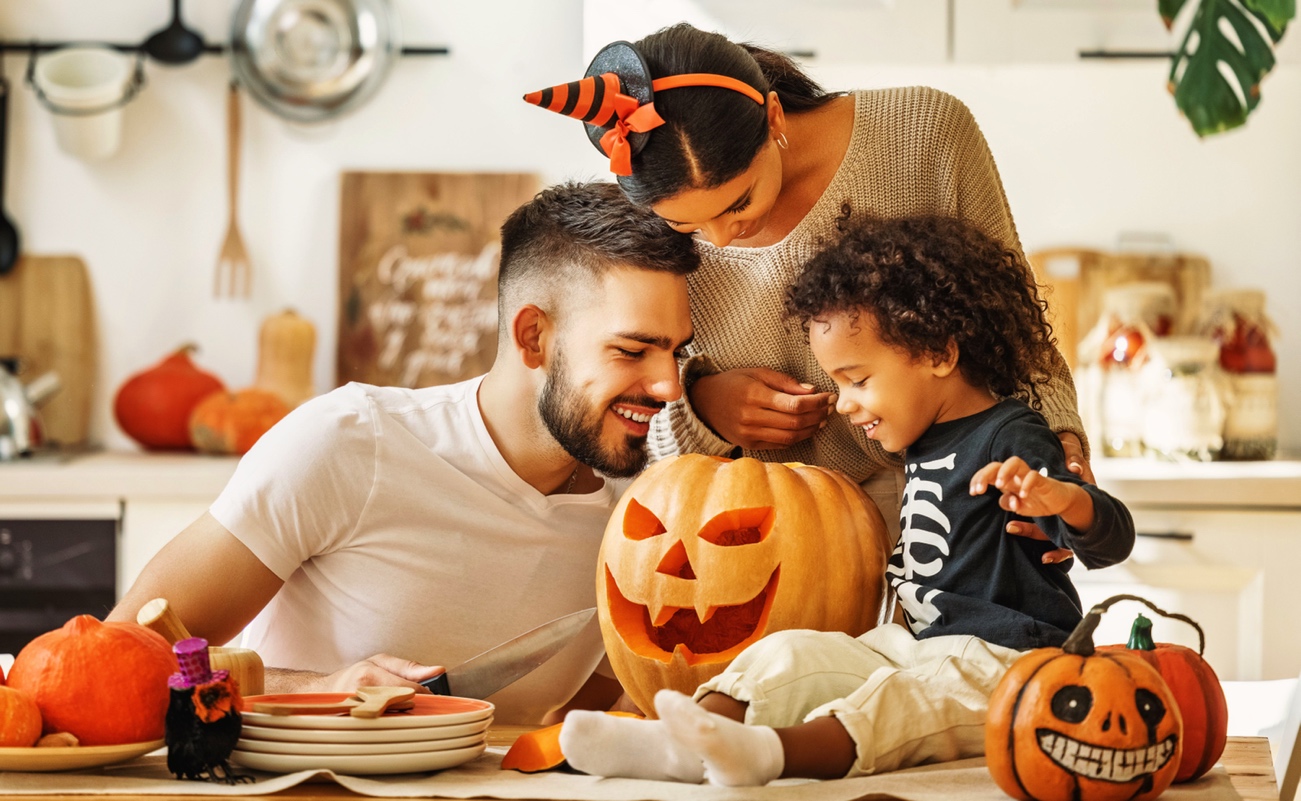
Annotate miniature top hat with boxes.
[523,40,765,176]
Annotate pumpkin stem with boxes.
[1083,594,1208,656]
[1127,613,1157,650]
[1062,609,1100,656]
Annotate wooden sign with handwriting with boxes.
[337,172,539,388]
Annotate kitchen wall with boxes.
[3,1,1298,454]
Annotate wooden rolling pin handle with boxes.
[136,597,194,645]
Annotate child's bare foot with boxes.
[655,689,784,786]
[559,710,704,783]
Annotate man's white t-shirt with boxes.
[209,376,616,724]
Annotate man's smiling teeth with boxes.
[615,407,655,424]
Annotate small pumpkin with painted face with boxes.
[986,595,1184,801]
[596,454,893,716]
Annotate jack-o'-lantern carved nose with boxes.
[656,540,695,580]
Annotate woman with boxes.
[525,22,1091,538]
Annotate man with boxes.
[108,182,698,724]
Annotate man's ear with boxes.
[931,340,959,377]
[512,304,552,370]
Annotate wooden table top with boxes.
[1,732,1278,801]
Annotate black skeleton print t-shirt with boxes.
[887,399,1135,651]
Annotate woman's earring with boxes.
[776,132,789,150]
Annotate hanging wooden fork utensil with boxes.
[252,686,417,718]
[214,80,251,298]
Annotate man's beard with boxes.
[538,351,660,478]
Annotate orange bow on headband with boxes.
[524,55,766,176]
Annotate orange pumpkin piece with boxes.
[501,711,643,773]
[189,388,291,455]
[597,455,893,717]
[7,615,178,746]
[1100,610,1228,783]
[0,686,42,747]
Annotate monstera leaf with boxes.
[1161,0,1294,135]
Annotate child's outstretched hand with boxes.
[971,457,1096,547]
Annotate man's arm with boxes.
[107,511,282,646]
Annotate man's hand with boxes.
[266,654,446,694]
[690,368,834,450]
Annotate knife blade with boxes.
[419,607,596,698]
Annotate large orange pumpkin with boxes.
[0,686,42,747]
[114,345,226,450]
[986,594,1184,801]
[597,455,893,716]
[189,388,290,455]
[7,615,178,746]
[1099,597,1228,783]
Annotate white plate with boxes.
[0,739,164,772]
[239,716,491,743]
[235,732,483,756]
[241,693,493,730]
[230,742,486,775]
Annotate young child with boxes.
[560,214,1136,785]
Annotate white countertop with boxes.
[0,450,240,502]
[1093,457,1301,508]
[0,450,1298,509]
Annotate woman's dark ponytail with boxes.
[739,44,838,113]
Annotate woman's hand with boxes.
[690,368,834,450]
[1057,431,1095,484]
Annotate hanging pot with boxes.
[229,0,400,123]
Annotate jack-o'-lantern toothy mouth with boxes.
[604,567,780,666]
[1036,729,1177,783]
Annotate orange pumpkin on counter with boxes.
[114,345,226,450]
[0,686,42,747]
[1099,604,1228,782]
[596,454,893,716]
[189,388,290,455]
[7,615,178,746]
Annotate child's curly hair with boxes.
[784,214,1056,409]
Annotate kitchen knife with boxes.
[420,607,596,698]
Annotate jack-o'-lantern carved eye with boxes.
[623,499,666,540]
[698,507,772,547]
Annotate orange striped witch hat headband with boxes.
[523,41,765,176]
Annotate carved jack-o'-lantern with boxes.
[986,595,1184,801]
[596,455,893,715]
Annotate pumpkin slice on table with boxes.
[501,711,643,773]
[986,593,1184,801]
[0,686,42,747]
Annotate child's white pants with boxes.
[693,623,1025,778]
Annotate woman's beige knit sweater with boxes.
[648,86,1087,480]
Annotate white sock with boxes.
[654,689,785,787]
[559,709,705,783]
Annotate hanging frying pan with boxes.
[229,0,400,123]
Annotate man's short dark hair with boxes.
[497,182,699,329]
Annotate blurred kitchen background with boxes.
[0,0,1294,454]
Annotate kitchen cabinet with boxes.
[1081,458,1301,682]
[952,0,1179,63]
[0,452,238,601]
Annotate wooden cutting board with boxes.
[0,255,97,446]
[337,172,540,388]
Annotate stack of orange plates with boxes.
[231,693,494,775]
